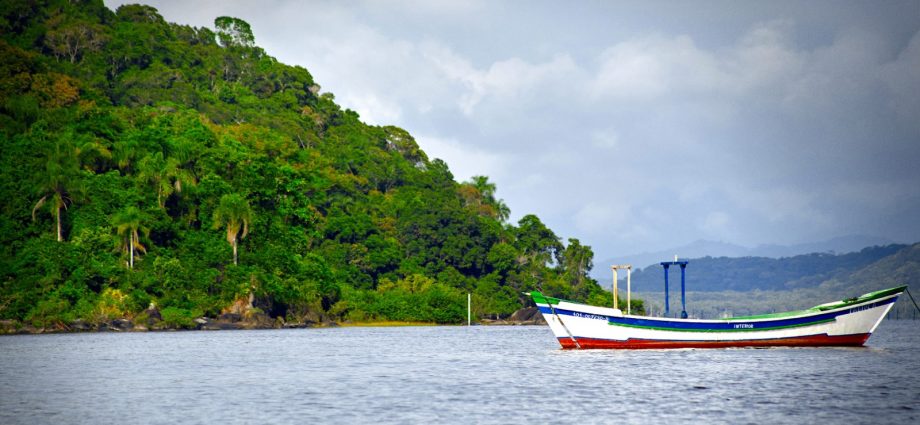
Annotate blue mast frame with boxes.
[660,260,689,318]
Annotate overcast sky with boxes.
[106,0,920,260]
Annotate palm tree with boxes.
[471,175,496,201]
[212,193,253,265]
[112,137,141,172]
[137,152,193,209]
[465,175,511,222]
[112,207,149,269]
[494,199,510,223]
[32,140,82,242]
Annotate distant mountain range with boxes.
[623,244,907,293]
[596,241,920,319]
[591,234,896,279]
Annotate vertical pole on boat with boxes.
[680,263,688,319]
[612,266,619,309]
[662,264,671,316]
[467,293,471,326]
[627,266,632,315]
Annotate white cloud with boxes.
[422,43,581,116]
[725,186,831,230]
[339,93,403,125]
[414,135,504,183]
[591,129,620,149]
[592,34,723,100]
[880,30,920,129]
[590,22,806,103]
[730,20,805,93]
[701,211,732,235]
[574,201,629,233]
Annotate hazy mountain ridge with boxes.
[623,244,907,293]
[592,234,897,279]
[624,243,920,319]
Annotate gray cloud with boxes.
[106,0,920,260]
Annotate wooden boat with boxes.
[529,263,905,349]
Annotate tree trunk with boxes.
[233,238,238,265]
[56,206,62,242]
[129,233,134,269]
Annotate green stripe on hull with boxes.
[529,291,560,306]
[809,285,907,311]
[719,286,907,320]
[610,318,835,333]
[717,309,813,321]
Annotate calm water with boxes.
[1,321,918,424]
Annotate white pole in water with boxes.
[467,293,471,326]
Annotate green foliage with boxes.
[159,306,200,329]
[214,16,254,48]
[112,206,149,268]
[212,193,253,265]
[0,0,619,326]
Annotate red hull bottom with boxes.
[558,333,871,349]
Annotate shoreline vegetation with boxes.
[0,305,547,335]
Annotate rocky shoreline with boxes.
[0,306,546,335]
[478,306,547,326]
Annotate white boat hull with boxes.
[532,287,903,349]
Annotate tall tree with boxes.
[513,214,564,293]
[112,206,149,269]
[214,16,254,48]
[137,152,192,209]
[515,214,563,266]
[44,20,108,63]
[32,139,82,242]
[461,175,511,222]
[212,193,253,265]
[561,238,594,298]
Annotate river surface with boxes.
[1,320,918,424]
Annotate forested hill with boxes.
[0,0,622,330]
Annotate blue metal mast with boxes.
[661,263,670,316]
[660,260,689,318]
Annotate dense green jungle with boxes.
[0,0,633,330]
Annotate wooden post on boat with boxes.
[611,265,632,312]
[612,266,618,309]
[627,266,632,315]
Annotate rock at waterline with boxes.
[509,307,547,325]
